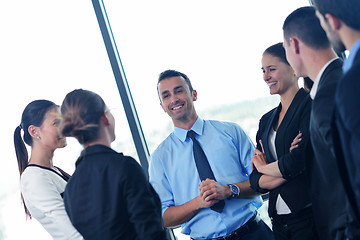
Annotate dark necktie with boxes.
[187,130,225,213]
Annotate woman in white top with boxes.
[14,99,83,240]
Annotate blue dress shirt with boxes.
[149,117,262,239]
[342,38,360,73]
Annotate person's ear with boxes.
[325,13,342,31]
[28,125,39,139]
[192,90,197,101]
[102,112,110,126]
[290,37,300,54]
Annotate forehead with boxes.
[262,54,283,66]
[158,76,188,93]
[315,10,324,21]
[44,107,60,120]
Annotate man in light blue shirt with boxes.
[149,70,274,240]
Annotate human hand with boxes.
[251,140,267,171]
[195,195,219,209]
[290,132,302,152]
[199,179,228,203]
[252,149,268,172]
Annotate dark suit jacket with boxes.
[309,58,359,240]
[64,145,167,240]
[334,48,360,224]
[250,88,312,217]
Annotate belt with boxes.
[191,213,261,240]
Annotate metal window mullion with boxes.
[91,2,177,239]
[91,0,149,176]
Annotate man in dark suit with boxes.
[282,6,360,239]
[314,0,360,234]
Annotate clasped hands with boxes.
[197,178,228,209]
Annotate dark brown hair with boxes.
[283,6,330,50]
[60,89,106,145]
[263,42,290,66]
[157,70,193,100]
[313,0,360,31]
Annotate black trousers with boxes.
[272,207,318,240]
[238,219,275,240]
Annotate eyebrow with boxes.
[161,85,184,96]
[174,86,184,91]
[261,65,277,70]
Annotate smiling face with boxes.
[38,107,67,150]
[261,53,296,96]
[158,76,198,128]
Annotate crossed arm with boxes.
[251,133,302,190]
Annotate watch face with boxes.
[231,184,239,195]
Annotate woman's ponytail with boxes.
[14,125,29,175]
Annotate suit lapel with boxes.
[276,88,307,155]
[262,104,281,163]
[317,58,343,92]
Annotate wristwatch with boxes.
[228,184,240,199]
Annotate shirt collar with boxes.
[343,38,360,74]
[174,117,204,142]
[310,57,338,100]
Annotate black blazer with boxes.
[309,58,359,239]
[250,88,312,217]
[64,145,167,240]
[334,49,360,222]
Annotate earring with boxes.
[36,136,40,140]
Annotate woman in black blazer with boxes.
[250,43,316,240]
[59,89,167,240]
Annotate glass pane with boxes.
[104,0,309,147]
[1,0,311,239]
[1,1,136,239]
[103,1,309,239]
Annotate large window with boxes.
[1,1,308,239]
[1,1,135,239]
[102,2,309,239]
[103,0,309,151]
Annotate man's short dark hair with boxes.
[157,70,194,95]
[313,0,360,31]
[283,6,330,49]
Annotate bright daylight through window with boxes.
[1,1,309,239]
